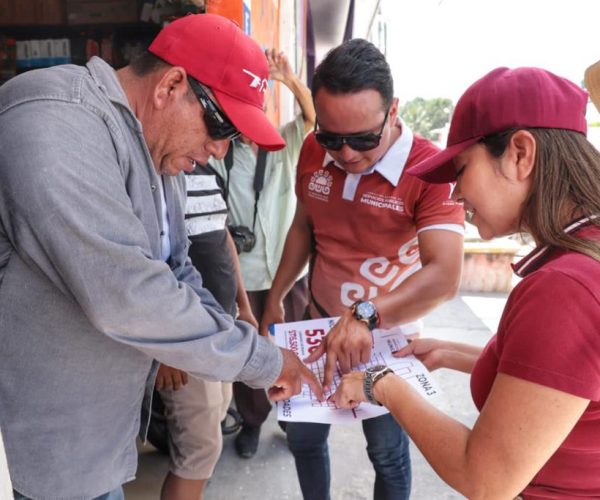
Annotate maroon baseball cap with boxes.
[407,67,588,183]
[149,14,285,151]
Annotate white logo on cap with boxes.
[242,69,268,93]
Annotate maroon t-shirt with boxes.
[471,223,600,498]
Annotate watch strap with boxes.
[364,366,393,405]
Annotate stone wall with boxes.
[460,239,523,293]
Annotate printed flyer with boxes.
[272,317,441,424]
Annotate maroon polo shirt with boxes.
[471,219,600,498]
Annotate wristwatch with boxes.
[350,300,379,330]
[363,364,394,406]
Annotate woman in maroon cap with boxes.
[333,66,600,499]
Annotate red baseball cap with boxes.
[407,67,588,183]
[149,14,285,151]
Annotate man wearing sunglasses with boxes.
[0,14,322,500]
[261,39,464,500]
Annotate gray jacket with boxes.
[0,57,282,499]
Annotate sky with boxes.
[381,0,600,121]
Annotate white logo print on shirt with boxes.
[340,237,421,306]
[307,169,333,202]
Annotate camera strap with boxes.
[224,142,268,232]
[223,142,234,204]
[252,148,268,231]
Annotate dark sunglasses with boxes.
[187,77,241,141]
[314,110,389,152]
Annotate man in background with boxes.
[153,157,258,499]
[212,48,316,459]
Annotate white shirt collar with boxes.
[321,119,414,187]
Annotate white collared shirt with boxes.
[323,120,462,236]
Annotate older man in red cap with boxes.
[0,14,321,500]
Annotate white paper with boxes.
[273,317,441,424]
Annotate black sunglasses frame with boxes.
[187,77,241,141]
[314,109,390,152]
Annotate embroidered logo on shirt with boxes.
[308,169,333,202]
[360,192,404,213]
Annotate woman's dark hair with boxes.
[311,38,393,110]
[481,128,600,262]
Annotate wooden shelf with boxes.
[0,22,160,38]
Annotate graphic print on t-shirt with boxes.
[307,169,333,202]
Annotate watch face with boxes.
[366,364,387,375]
[356,301,376,319]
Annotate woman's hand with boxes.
[393,338,448,371]
[265,48,294,84]
[395,338,483,374]
[331,371,367,409]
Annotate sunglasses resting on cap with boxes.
[314,109,389,152]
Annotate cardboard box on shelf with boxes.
[0,37,17,84]
[66,0,139,25]
[52,39,71,65]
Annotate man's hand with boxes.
[238,305,259,329]
[259,299,285,337]
[265,48,294,84]
[268,348,324,402]
[304,309,373,392]
[155,363,189,391]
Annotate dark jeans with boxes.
[286,413,411,500]
[234,276,309,428]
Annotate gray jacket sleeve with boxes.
[0,99,282,388]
